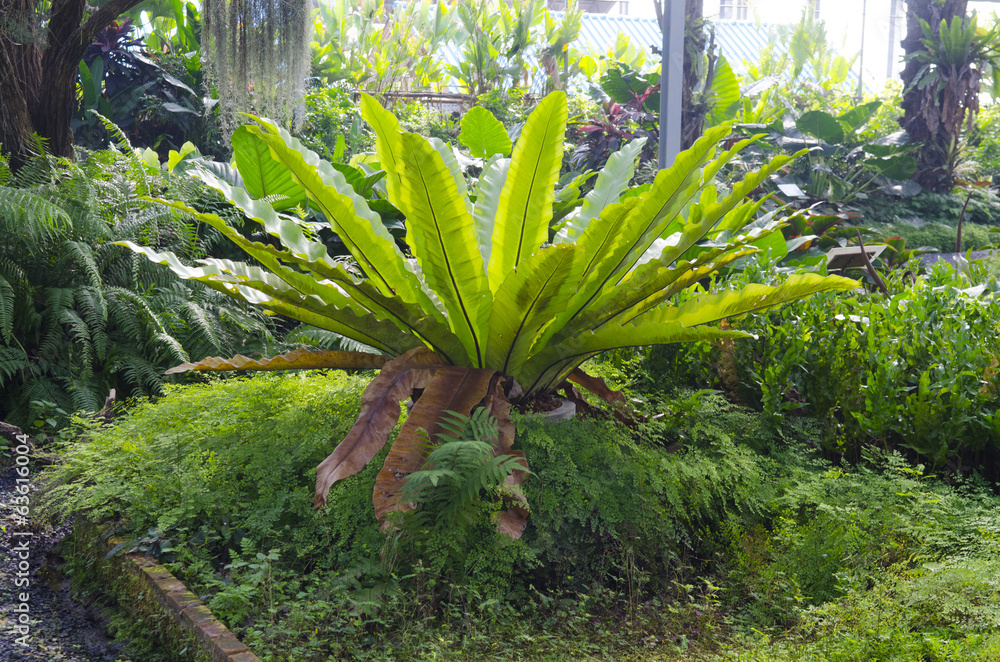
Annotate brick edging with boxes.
[121,551,262,662]
[80,520,262,662]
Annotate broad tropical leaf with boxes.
[486,245,583,375]
[471,156,510,270]
[487,92,567,292]
[396,132,491,367]
[231,125,306,210]
[555,137,646,244]
[459,106,513,158]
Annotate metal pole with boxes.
[886,0,899,79]
[658,0,684,170]
[856,0,867,100]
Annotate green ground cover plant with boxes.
[42,371,1000,662]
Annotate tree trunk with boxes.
[0,0,144,165]
[899,0,968,192]
[0,0,42,168]
[681,0,705,150]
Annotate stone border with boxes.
[77,521,262,662]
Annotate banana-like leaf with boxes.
[555,137,646,244]
[486,245,583,375]
[580,214,783,330]
[314,347,448,508]
[396,132,492,367]
[165,348,388,375]
[540,131,723,344]
[231,125,306,210]
[137,194,465,361]
[372,364,496,522]
[487,92,568,293]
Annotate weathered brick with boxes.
[140,564,172,582]
[227,651,263,662]
[210,633,249,662]
[193,619,229,649]
[180,604,215,629]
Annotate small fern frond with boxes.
[0,276,14,344]
[0,187,71,244]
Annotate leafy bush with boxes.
[0,144,274,426]
[717,451,1000,659]
[854,187,1000,252]
[652,264,1000,471]
[296,84,374,162]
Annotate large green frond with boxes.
[471,156,510,271]
[486,244,583,375]
[231,124,307,210]
[243,122,447,323]
[396,132,492,367]
[554,137,646,245]
[487,92,567,292]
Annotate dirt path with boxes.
[1,464,124,662]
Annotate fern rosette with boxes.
[121,92,857,536]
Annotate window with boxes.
[719,0,749,21]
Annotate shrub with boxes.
[0,144,275,426]
[650,265,1000,471]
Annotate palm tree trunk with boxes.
[681,0,705,150]
[899,0,968,191]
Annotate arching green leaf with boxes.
[231,125,306,210]
[555,137,646,244]
[487,92,567,292]
[472,156,510,271]
[396,132,492,367]
[486,245,583,375]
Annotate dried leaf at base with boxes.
[165,348,389,374]
[314,347,447,507]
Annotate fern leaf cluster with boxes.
[400,409,526,532]
[0,145,279,426]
